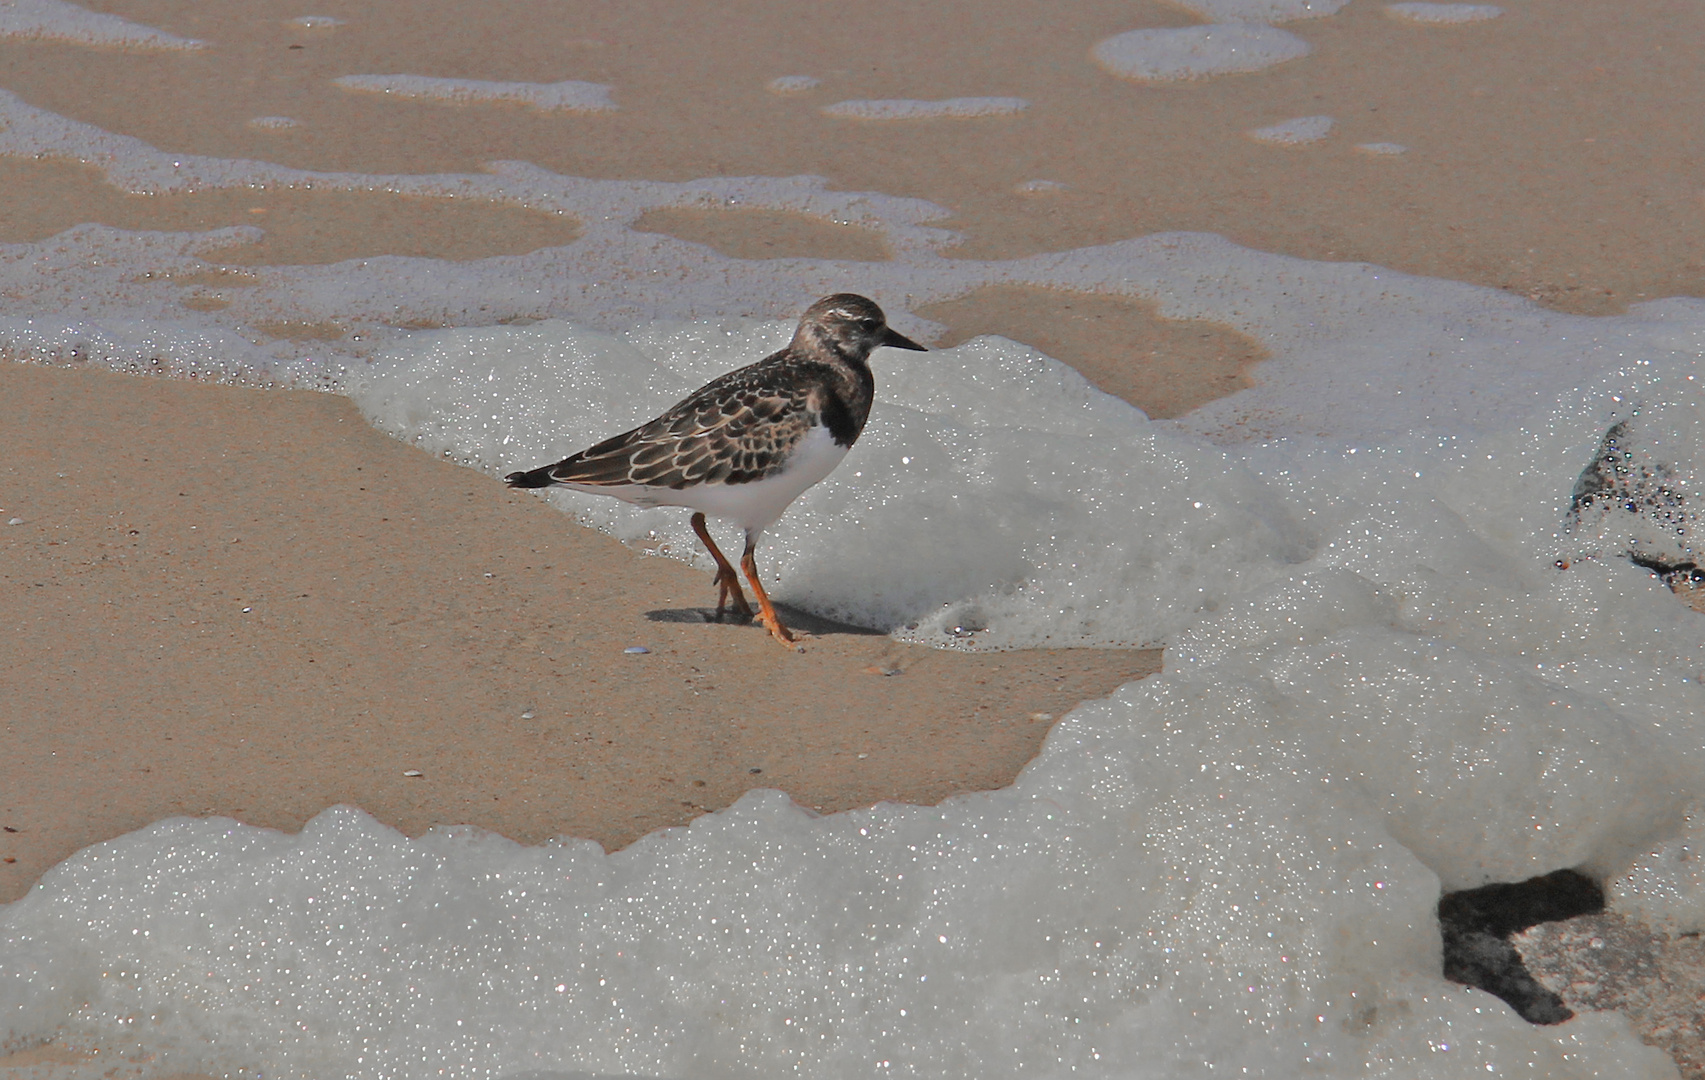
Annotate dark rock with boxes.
[1438,868,1605,1024]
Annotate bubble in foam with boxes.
[1092,24,1311,82]
[765,74,820,94]
[1387,2,1504,23]
[0,0,202,49]
[1248,114,1334,144]
[820,97,1029,120]
[333,74,617,113]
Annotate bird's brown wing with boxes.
[540,361,822,490]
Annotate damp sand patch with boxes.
[917,284,1266,419]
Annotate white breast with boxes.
[685,424,848,532]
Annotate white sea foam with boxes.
[820,97,1028,120]
[286,14,343,28]
[1248,114,1334,144]
[0,0,201,49]
[1356,141,1409,155]
[1015,179,1066,194]
[765,74,820,94]
[4,335,1704,1076]
[245,115,299,130]
[1612,809,1705,932]
[333,75,617,113]
[1168,0,1350,22]
[2,90,1705,1080]
[1092,24,1311,82]
[1386,2,1504,24]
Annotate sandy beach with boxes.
[0,360,1158,902]
[2,0,1704,1073]
[1,0,1701,313]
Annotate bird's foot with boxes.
[761,615,805,649]
[714,567,754,619]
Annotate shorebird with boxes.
[505,293,926,646]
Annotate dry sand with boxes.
[1,0,1704,1065]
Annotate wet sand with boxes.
[4,0,1703,314]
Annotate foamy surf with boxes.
[5,261,1705,1076]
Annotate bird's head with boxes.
[793,293,928,362]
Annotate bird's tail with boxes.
[504,463,560,489]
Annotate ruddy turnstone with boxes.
[505,293,926,646]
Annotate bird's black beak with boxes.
[881,326,928,352]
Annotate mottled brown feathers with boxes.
[534,351,848,490]
[503,292,923,496]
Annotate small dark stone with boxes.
[1438,868,1605,1025]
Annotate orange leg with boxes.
[741,535,799,647]
[691,512,752,618]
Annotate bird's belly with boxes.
[558,426,849,532]
[688,424,849,531]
